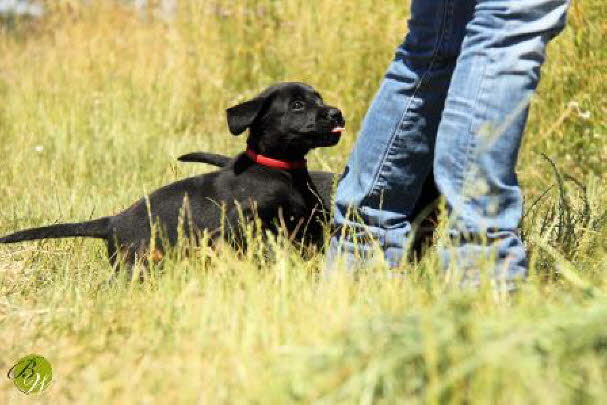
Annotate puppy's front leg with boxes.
[222,203,258,252]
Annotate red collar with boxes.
[245,149,307,170]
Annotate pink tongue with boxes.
[331,127,346,134]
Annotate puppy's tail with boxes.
[0,217,110,244]
[178,152,231,168]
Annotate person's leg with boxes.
[433,0,570,288]
[327,0,475,271]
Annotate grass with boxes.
[0,0,606,403]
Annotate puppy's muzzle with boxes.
[318,106,346,132]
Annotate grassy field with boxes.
[1,0,606,403]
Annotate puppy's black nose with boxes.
[327,108,345,126]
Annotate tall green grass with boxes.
[1,0,606,403]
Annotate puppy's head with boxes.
[226,82,345,159]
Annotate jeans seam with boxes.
[365,0,453,202]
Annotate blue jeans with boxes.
[327,0,569,286]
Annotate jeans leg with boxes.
[433,0,570,287]
[327,0,475,271]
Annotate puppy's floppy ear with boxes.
[226,96,266,135]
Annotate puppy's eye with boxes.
[291,101,305,111]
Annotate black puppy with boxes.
[178,152,441,254]
[0,82,346,275]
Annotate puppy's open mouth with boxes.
[317,126,345,147]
